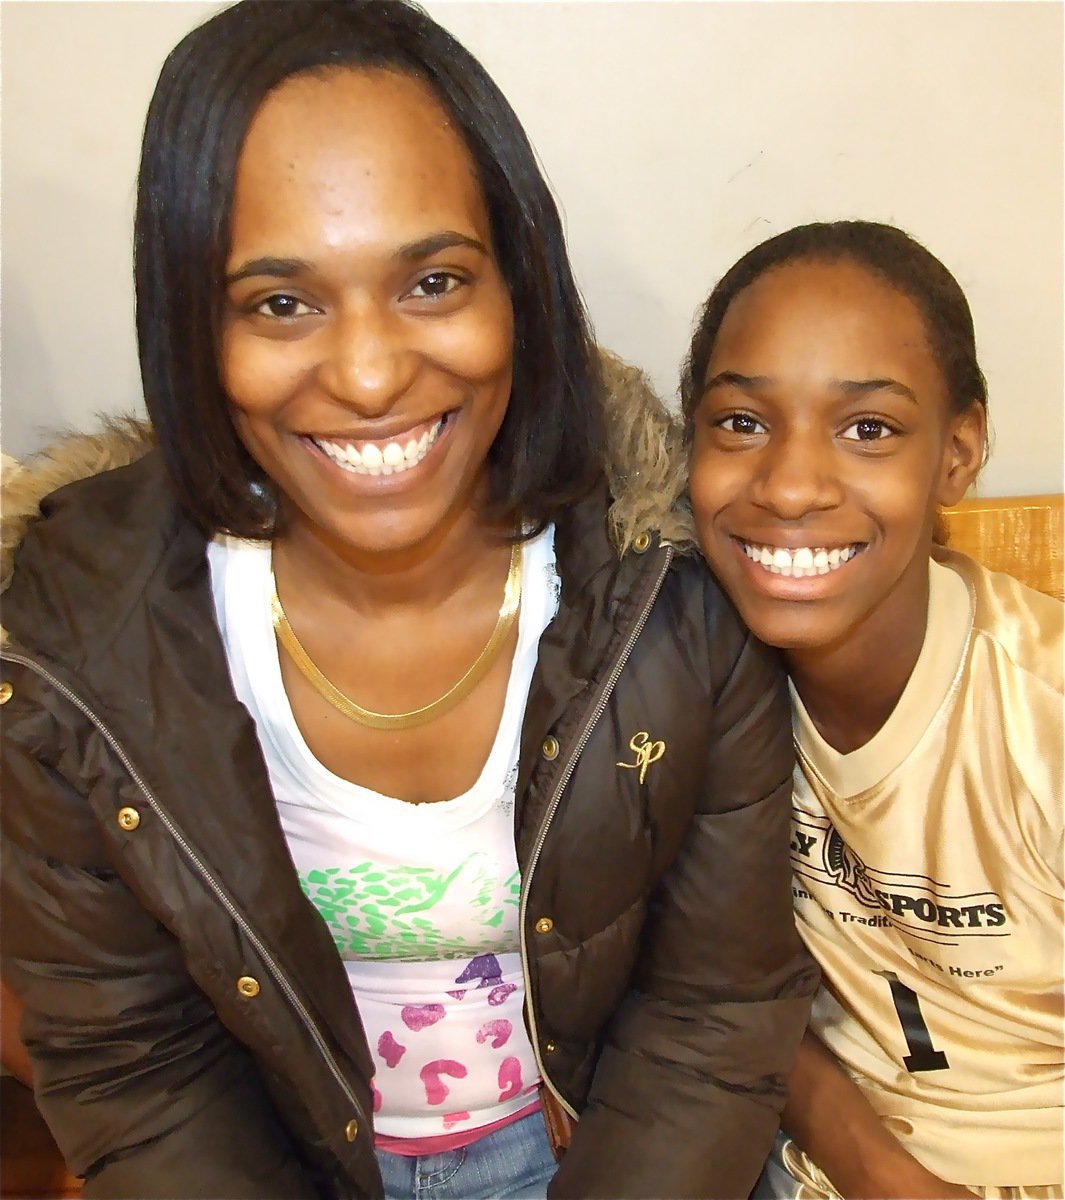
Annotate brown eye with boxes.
[718,412,765,435]
[842,418,894,442]
[409,272,462,299]
[256,294,315,319]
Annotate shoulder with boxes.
[2,434,198,662]
[940,550,1063,871]
[940,549,1063,698]
[662,545,761,641]
[653,546,788,703]
[2,419,155,588]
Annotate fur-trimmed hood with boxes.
[1,349,696,600]
[2,417,153,595]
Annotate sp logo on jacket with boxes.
[616,731,665,784]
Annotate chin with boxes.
[756,626,832,653]
[725,600,837,655]
[332,516,443,558]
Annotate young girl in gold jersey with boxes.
[685,221,1063,1199]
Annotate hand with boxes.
[882,1165,978,1200]
[781,1034,979,1200]
[840,1150,979,1199]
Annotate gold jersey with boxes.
[788,551,1064,1192]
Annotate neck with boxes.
[787,561,931,755]
[272,502,515,618]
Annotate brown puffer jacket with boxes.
[0,357,817,1199]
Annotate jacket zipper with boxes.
[1,649,368,1134]
[518,544,675,1117]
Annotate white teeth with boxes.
[741,541,860,578]
[313,418,445,478]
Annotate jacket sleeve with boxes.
[0,670,322,1200]
[550,588,819,1199]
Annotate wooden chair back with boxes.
[940,493,1063,601]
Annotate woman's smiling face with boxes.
[221,67,514,559]
[689,258,984,654]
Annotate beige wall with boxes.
[2,0,1062,495]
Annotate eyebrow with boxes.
[703,371,917,403]
[838,378,917,403]
[224,231,488,286]
[396,231,488,262]
[225,257,313,286]
[703,371,771,392]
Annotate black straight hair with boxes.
[680,220,990,440]
[135,0,604,537]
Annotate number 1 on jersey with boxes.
[877,971,950,1072]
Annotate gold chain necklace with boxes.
[270,542,522,731]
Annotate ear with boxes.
[936,402,986,507]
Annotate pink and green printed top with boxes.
[207,528,560,1143]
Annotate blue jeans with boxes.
[376,1109,557,1200]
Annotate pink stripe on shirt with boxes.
[375,1098,542,1157]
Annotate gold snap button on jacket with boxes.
[236,976,260,998]
[0,682,13,704]
[632,531,652,553]
[116,807,140,831]
[544,1040,557,1054]
[541,736,559,761]
[344,1119,359,1142]
[534,917,554,934]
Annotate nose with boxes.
[751,431,844,519]
[316,303,418,417]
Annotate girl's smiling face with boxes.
[689,258,985,655]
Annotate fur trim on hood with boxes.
[1,351,696,597]
[597,349,694,555]
[2,416,154,595]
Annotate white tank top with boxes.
[207,528,560,1138]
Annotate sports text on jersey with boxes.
[790,812,1008,945]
